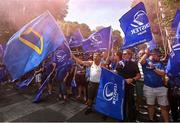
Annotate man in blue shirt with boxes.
[139,48,169,122]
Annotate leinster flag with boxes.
[166,23,180,77]
[172,8,180,29]
[3,11,66,80]
[69,29,84,48]
[95,68,125,120]
[82,26,112,52]
[119,2,152,49]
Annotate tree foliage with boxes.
[0,0,69,43]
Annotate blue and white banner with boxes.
[69,29,84,48]
[82,26,112,52]
[166,23,180,77]
[172,8,180,29]
[3,11,66,80]
[119,2,152,49]
[95,68,125,120]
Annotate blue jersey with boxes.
[142,59,164,88]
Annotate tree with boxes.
[0,0,69,44]
[59,21,92,39]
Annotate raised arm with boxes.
[139,48,149,65]
[72,54,93,67]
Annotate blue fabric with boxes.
[172,8,180,29]
[69,29,84,48]
[142,59,164,87]
[95,68,125,120]
[148,38,157,51]
[166,23,180,78]
[119,2,152,49]
[82,26,112,52]
[16,76,34,89]
[3,11,66,80]
[71,79,77,88]
[85,67,90,79]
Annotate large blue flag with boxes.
[69,29,84,48]
[82,26,112,52]
[95,68,125,120]
[3,11,66,80]
[172,8,180,29]
[33,42,72,102]
[166,23,180,77]
[119,2,152,49]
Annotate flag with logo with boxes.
[119,2,152,49]
[95,68,125,120]
[172,8,180,29]
[33,43,72,102]
[3,11,66,80]
[166,23,180,77]
[82,26,112,52]
[69,29,84,48]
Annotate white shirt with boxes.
[90,62,102,83]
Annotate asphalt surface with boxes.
[0,82,170,122]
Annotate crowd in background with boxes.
[0,45,180,122]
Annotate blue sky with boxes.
[65,0,133,36]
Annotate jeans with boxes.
[59,82,67,95]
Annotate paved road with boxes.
[0,82,170,122]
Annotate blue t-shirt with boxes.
[142,59,164,88]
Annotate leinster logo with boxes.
[130,10,150,35]
[55,49,67,64]
[103,82,118,104]
[90,33,102,45]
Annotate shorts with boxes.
[143,85,169,106]
[76,74,86,87]
[88,82,99,100]
[35,73,42,83]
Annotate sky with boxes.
[65,0,133,36]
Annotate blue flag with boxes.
[82,26,112,52]
[172,8,180,29]
[33,42,72,102]
[33,71,53,103]
[119,2,152,49]
[54,42,73,80]
[166,23,180,77]
[69,29,84,48]
[16,76,35,89]
[3,11,66,80]
[95,68,125,120]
